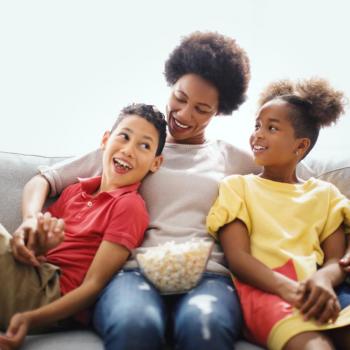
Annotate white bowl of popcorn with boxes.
[136,239,213,294]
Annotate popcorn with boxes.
[137,239,213,294]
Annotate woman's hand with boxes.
[339,251,350,273]
[299,275,340,324]
[35,212,65,256]
[0,313,30,350]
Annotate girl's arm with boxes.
[220,219,303,305]
[299,226,346,323]
[0,241,129,349]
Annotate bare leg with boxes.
[283,331,334,350]
[327,325,350,350]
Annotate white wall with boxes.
[1,0,349,159]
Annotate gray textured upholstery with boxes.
[1,150,349,349]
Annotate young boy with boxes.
[0,103,167,349]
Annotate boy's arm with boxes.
[0,241,129,349]
[219,219,303,305]
[299,226,346,323]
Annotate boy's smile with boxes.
[99,115,163,192]
[113,157,133,174]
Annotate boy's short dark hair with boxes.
[111,103,167,156]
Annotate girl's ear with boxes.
[296,138,311,158]
[149,155,164,173]
[100,131,111,150]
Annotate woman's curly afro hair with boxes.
[164,31,250,115]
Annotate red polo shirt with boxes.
[45,176,148,297]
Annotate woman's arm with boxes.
[10,175,51,266]
[339,235,350,273]
[22,175,50,220]
[299,226,346,323]
[220,219,303,305]
[0,241,130,349]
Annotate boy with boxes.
[0,103,166,349]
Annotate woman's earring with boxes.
[295,150,300,156]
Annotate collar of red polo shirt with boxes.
[77,176,140,198]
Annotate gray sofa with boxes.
[1,150,349,350]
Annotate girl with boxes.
[207,78,350,350]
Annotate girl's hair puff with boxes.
[296,78,345,128]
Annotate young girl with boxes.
[207,78,350,350]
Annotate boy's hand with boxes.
[299,275,340,324]
[0,313,30,350]
[11,213,65,266]
[339,252,350,273]
[11,217,41,266]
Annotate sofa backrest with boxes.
[0,150,349,234]
[0,151,70,233]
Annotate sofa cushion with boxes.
[0,151,69,233]
[303,156,350,198]
[23,330,103,350]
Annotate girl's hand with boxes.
[0,313,30,350]
[299,276,340,324]
[277,278,305,308]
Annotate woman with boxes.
[13,32,257,349]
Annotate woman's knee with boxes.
[174,292,242,345]
[93,271,166,345]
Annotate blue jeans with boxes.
[336,281,350,309]
[93,269,242,350]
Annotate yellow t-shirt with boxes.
[207,174,350,281]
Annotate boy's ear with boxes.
[149,155,163,173]
[100,131,111,150]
